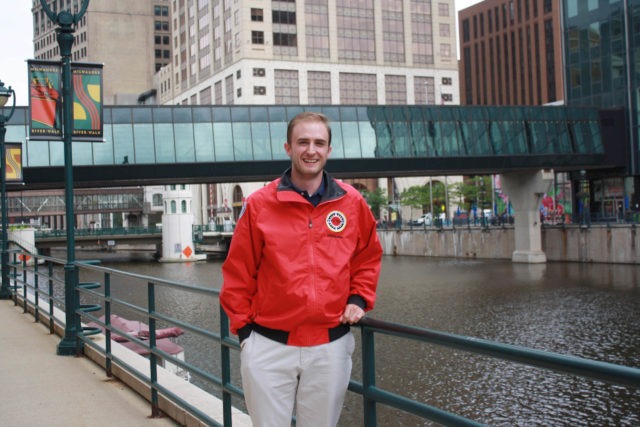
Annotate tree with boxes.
[400,181,447,213]
[361,188,387,219]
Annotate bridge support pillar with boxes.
[500,169,553,263]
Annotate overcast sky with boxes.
[1,1,482,106]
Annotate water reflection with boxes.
[68,250,639,426]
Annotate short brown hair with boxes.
[286,112,332,146]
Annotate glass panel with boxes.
[25,139,51,167]
[132,108,152,123]
[175,123,195,162]
[173,107,193,123]
[194,122,215,162]
[213,122,234,161]
[133,123,156,163]
[193,106,212,123]
[251,122,272,160]
[269,121,288,160]
[113,124,135,165]
[153,107,173,123]
[154,123,175,163]
[232,122,253,160]
[111,108,132,124]
[341,121,361,158]
[73,141,94,165]
[94,125,114,165]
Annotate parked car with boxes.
[410,213,432,226]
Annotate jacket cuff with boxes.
[237,323,253,343]
[347,294,366,310]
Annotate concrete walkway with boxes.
[0,299,179,427]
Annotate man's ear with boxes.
[284,142,292,157]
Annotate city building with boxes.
[32,0,171,105]
[158,0,461,224]
[458,0,569,222]
[562,0,639,220]
[458,0,563,106]
[459,0,639,222]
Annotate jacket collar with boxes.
[277,168,346,203]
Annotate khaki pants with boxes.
[240,330,355,427]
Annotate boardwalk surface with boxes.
[0,300,179,427]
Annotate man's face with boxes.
[284,120,332,181]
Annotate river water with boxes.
[68,250,640,426]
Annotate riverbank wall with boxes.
[377,224,639,264]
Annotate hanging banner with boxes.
[72,62,103,141]
[28,60,103,141]
[28,60,62,140]
[4,143,23,182]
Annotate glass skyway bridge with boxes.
[5,105,622,190]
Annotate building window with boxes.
[275,69,299,104]
[273,33,297,47]
[251,8,264,22]
[181,200,187,213]
[273,10,296,25]
[152,194,163,206]
[305,0,329,59]
[171,200,177,214]
[414,76,435,104]
[385,75,407,105]
[251,31,264,44]
[438,2,450,16]
[339,72,377,105]
[440,43,451,58]
[337,1,376,62]
[308,71,331,104]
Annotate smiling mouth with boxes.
[303,159,319,164]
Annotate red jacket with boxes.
[220,171,382,346]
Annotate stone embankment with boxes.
[378,224,638,264]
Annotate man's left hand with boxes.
[340,303,365,325]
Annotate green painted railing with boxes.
[4,249,640,426]
[34,226,163,239]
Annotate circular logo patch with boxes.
[326,211,347,233]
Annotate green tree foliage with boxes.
[450,176,493,213]
[400,181,446,213]
[361,188,387,219]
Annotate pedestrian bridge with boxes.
[5,105,626,190]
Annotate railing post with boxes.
[104,272,112,377]
[220,306,232,426]
[48,261,54,334]
[361,326,377,427]
[148,281,161,418]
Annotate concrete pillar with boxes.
[500,169,553,263]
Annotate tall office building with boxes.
[563,0,639,219]
[32,0,171,105]
[458,0,564,106]
[156,0,460,224]
[158,0,458,107]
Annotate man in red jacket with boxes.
[221,111,382,427]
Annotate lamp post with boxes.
[40,0,91,355]
[0,81,16,300]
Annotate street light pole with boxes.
[40,0,91,355]
[0,81,16,300]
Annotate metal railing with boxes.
[34,226,163,239]
[4,248,640,426]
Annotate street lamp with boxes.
[39,0,90,355]
[0,80,16,299]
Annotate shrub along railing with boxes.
[3,249,640,426]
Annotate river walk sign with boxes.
[27,59,103,142]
